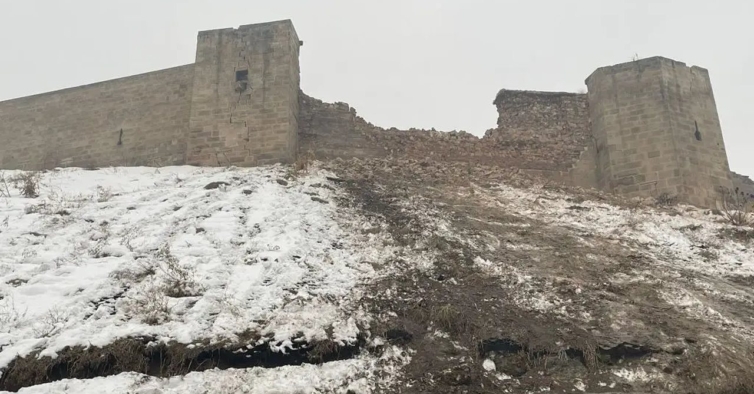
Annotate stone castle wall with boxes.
[187,20,300,167]
[486,90,593,172]
[731,172,754,199]
[586,57,733,207]
[299,90,596,177]
[0,20,743,209]
[0,65,194,169]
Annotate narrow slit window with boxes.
[694,121,702,141]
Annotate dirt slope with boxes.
[2,160,753,393]
[326,157,754,394]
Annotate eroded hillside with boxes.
[0,161,752,393]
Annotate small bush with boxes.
[11,172,41,198]
[0,296,26,331]
[96,186,113,202]
[0,173,12,198]
[126,286,171,326]
[287,150,316,179]
[157,244,202,298]
[717,187,753,227]
[431,304,468,335]
[31,308,68,338]
[655,192,678,207]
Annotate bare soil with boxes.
[326,157,754,394]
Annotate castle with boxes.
[0,19,750,208]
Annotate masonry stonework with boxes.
[586,57,733,207]
[0,65,194,169]
[487,90,592,171]
[0,20,743,208]
[187,20,301,166]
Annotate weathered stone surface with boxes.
[0,21,740,210]
[187,20,301,167]
[731,171,754,199]
[299,91,594,176]
[586,56,733,208]
[0,65,194,170]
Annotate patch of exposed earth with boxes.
[326,157,754,394]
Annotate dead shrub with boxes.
[124,284,171,325]
[10,172,41,198]
[699,248,719,262]
[718,187,753,227]
[96,185,113,202]
[31,308,68,338]
[110,264,157,284]
[0,173,12,198]
[655,192,678,207]
[307,340,339,363]
[431,304,468,335]
[287,150,316,179]
[0,296,26,331]
[156,244,202,298]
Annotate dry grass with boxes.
[156,244,202,298]
[95,185,113,202]
[0,172,12,198]
[699,248,719,262]
[287,150,316,179]
[713,380,754,394]
[431,304,468,335]
[307,340,339,363]
[655,192,678,207]
[124,284,171,325]
[718,187,753,227]
[31,308,68,338]
[24,188,88,216]
[0,295,26,331]
[110,263,157,284]
[10,172,41,198]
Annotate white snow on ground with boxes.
[0,165,403,390]
[468,182,754,339]
[612,366,663,383]
[483,184,754,277]
[16,346,410,394]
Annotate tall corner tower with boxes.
[187,20,301,166]
[585,56,733,208]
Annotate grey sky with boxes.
[1,0,752,177]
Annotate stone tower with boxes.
[187,20,301,166]
[586,56,733,208]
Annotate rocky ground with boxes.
[325,157,754,394]
[0,159,752,393]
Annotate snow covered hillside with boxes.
[1,159,753,394]
[0,165,408,393]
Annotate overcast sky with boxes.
[1,1,751,177]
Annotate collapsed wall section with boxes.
[0,65,194,170]
[486,90,594,173]
[299,90,595,175]
[731,172,754,200]
[187,20,301,166]
[299,93,500,165]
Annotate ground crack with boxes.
[0,335,366,392]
